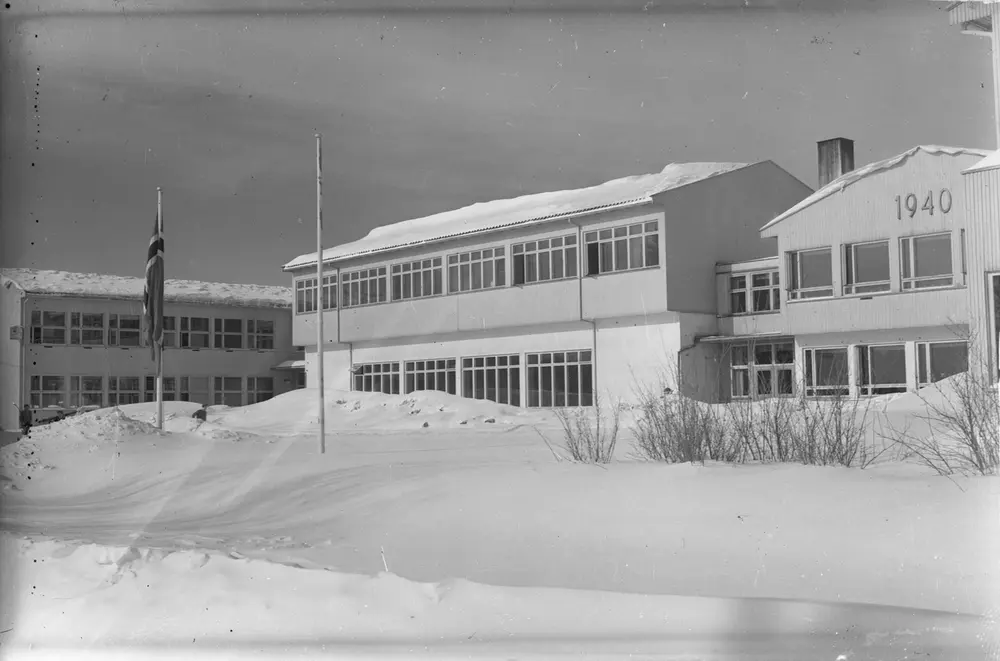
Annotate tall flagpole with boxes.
[156,187,164,431]
[316,134,326,454]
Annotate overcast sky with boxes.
[0,0,994,287]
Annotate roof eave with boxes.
[19,290,291,309]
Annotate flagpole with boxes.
[316,134,326,454]
[156,187,164,431]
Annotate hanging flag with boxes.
[142,211,164,362]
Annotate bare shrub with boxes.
[787,389,884,468]
[724,396,796,463]
[552,391,621,464]
[630,377,731,464]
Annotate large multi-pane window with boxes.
[843,241,891,295]
[214,377,243,407]
[109,314,142,347]
[916,341,968,387]
[404,359,457,395]
[341,267,388,308]
[901,233,953,290]
[448,247,506,293]
[730,342,794,398]
[803,347,849,397]
[526,350,592,407]
[584,221,659,276]
[144,376,177,402]
[109,377,141,405]
[30,375,65,407]
[392,258,444,301]
[247,377,275,404]
[180,317,210,349]
[512,235,578,285]
[857,344,907,395]
[69,376,104,407]
[729,271,780,314]
[214,318,243,349]
[321,274,337,310]
[30,311,66,345]
[296,277,317,314]
[248,320,275,350]
[179,377,211,406]
[462,354,521,406]
[162,316,177,348]
[352,362,401,394]
[70,313,105,346]
[788,248,834,300]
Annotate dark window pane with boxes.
[528,366,540,407]
[614,239,628,271]
[913,235,952,278]
[644,234,659,267]
[580,364,593,406]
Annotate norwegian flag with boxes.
[142,210,164,362]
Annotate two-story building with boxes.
[283,161,812,408]
[961,150,1000,382]
[0,269,303,431]
[711,139,992,400]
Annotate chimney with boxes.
[817,137,855,189]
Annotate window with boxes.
[917,341,968,387]
[247,377,274,404]
[584,221,659,276]
[213,377,243,407]
[109,314,141,347]
[162,316,177,348]
[214,318,244,349]
[296,278,317,314]
[448,248,506,293]
[803,348,849,397]
[30,375,65,408]
[341,267,388,308]
[180,377,211,406]
[462,354,521,406]
[844,241,891,295]
[29,311,66,345]
[180,317,210,349]
[248,320,275,350]
[730,342,794,398]
[404,359,457,395]
[69,376,104,408]
[109,377,141,405]
[729,271,780,314]
[392,258,443,301]
[321,274,337,310]
[526,351,592,407]
[901,233,953,290]
[70,313,105,345]
[857,344,907,396]
[788,248,834,299]
[144,376,177,402]
[512,235,578,285]
[352,362,400,394]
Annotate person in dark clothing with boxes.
[19,405,32,437]
[192,407,207,422]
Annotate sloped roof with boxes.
[1,269,291,309]
[283,162,754,270]
[964,150,1000,173]
[760,145,992,233]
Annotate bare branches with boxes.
[552,391,621,464]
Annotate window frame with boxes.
[213,376,244,407]
[447,247,506,294]
[352,362,401,394]
[512,234,578,286]
[461,354,521,406]
[728,270,780,315]
[843,240,892,295]
[179,316,211,349]
[788,247,834,300]
[109,376,142,406]
[247,376,275,404]
[404,358,457,395]
[584,221,660,276]
[916,340,969,387]
[295,277,318,314]
[179,376,211,405]
[857,343,907,396]
[213,318,244,350]
[69,375,104,408]
[526,350,593,408]
[29,310,67,345]
[340,267,388,308]
[30,375,66,408]
[69,312,106,346]
[730,341,794,399]
[247,319,275,350]
[144,376,177,402]
[803,347,850,397]
[392,258,444,301]
[900,232,954,291]
[108,313,142,347]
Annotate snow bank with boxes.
[1,535,993,658]
[283,162,751,268]
[1,269,291,309]
[762,145,992,231]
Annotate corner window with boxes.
[295,278,317,314]
[729,270,780,314]
[901,233,953,290]
[512,235,578,285]
[584,221,659,276]
[844,241,891,295]
[788,248,833,300]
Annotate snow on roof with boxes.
[1,269,291,309]
[283,162,753,271]
[760,145,992,233]
[964,150,1000,173]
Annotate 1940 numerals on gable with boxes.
[895,189,953,220]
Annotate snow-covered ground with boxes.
[1,386,998,660]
